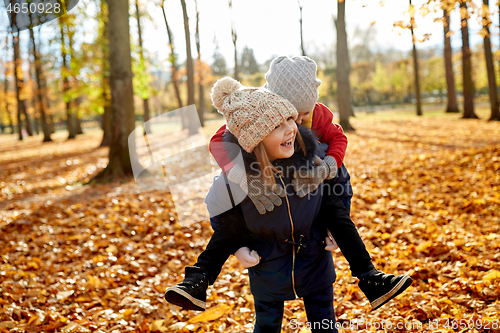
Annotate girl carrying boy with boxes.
[165,56,412,316]
[168,77,338,332]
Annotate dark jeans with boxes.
[318,192,374,277]
[254,286,337,333]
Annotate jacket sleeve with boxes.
[311,103,348,167]
[209,124,235,174]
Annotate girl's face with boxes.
[262,116,298,161]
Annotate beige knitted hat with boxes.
[211,77,298,153]
[264,56,322,113]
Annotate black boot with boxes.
[358,269,413,310]
[165,266,209,311]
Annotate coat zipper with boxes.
[278,174,298,299]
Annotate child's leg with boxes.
[165,206,247,311]
[319,191,374,277]
[320,184,413,310]
[194,206,247,284]
[303,286,337,333]
[253,299,284,333]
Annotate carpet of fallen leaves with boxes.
[1,116,499,333]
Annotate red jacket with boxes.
[209,103,347,172]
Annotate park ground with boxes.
[0,108,499,332]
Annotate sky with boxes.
[0,0,496,69]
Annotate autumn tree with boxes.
[3,34,14,134]
[194,0,205,126]
[95,0,136,180]
[409,0,422,116]
[160,0,183,110]
[481,0,500,121]
[134,0,151,133]
[99,0,112,146]
[442,2,459,113]
[459,0,478,119]
[29,26,52,142]
[335,0,354,131]
[11,21,33,139]
[59,17,77,139]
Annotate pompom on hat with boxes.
[264,56,322,113]
[211,77,298,153]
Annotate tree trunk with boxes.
[460,0,478,119]
[180,0,198,135]
[335,0,354,131]
[443,9,459,113]
[30,28,52,142]
[59,18,77,138]
[161,0,185,131]
[67,20,83,135]
[299,1,306,56]
[482,0,500,121]
[49,114,54,134]
[4,34,14,135]
[410,0,422,116]
[194,0,205,127]
[99,0,111,146]
[12,31,31,140]
[94,0,136,181]
[135,0,151,134]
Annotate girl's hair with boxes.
[253,130,307,187]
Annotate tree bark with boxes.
[410,0,422,116]
[194,0,205,127]
[99,0,112,147]
[482,0,500,121]
[460,0,478,119]
[135,0,151,134]
[94,0,136,181]
[335,0,354,131]
[59,18,77,138]
[30,28,52,142]
[443,9,459,113]
[180,0,197,135]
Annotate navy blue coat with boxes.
[224,126,336,302]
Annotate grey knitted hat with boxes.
[264,56,322,113]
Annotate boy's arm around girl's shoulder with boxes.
[209,124,234,174]
[312,103,348,167]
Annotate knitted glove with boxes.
[325,230,338,251]
[234,247,260,268]
[292,155,338,198]
[228,163,285,214]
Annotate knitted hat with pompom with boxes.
[211,77,298,153]
[264,56,322,113]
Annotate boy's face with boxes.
[295,111,311,125]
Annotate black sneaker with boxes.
[358,269,413,310]
[164,266,209,311]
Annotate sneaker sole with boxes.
[371,275,413,310]
[165,287,206,311]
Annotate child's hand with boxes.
[234,247,260,267]
[228,163,285,214]
[292,155,338,197]
[325,230,338,251]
